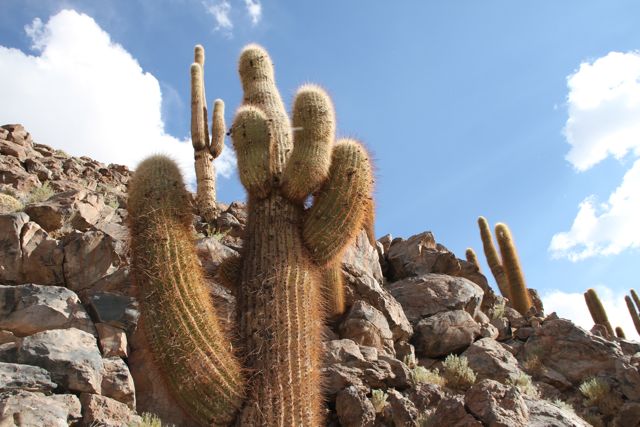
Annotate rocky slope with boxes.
[1,123,639,426]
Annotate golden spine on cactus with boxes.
[478,216,510,298]
[625,292,640,334]
[231,44,373,426]
[128,155,244,426]
[495,223,532,315]
[191,44,225,222]
[465,248,481,271]
[584,288,614,337]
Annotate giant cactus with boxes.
[584,288,614,337]
[625,290,640,335]
[478,216,510,298]
[192,45,225,222]
[495,223,532,315]
[129,45,373,427]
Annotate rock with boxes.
[615,359,640,401]
[196,237,239,276]
[80,394,142,427]
[386,231,437,280]
[324,339,366,365]
[340,301,394,355]
[0,390,80,427]
[62,231,123,291]
[523,319,623,385]
[462,338,522,383]
[19,222,64,285]
[429,396,482,427]
[523,398,590,427]
[16,328,104,393]
[0,284,95,336]
[342,230,384,284]
[24,190,109,232]
[387,389,418,426]
[87,292,139,334]
[101,357,136,409]
[0,362,56,392]
[0,213,29,284]
[388,274,483,324]
[412,310,480,358]
[95,323,128,357]
[464,379,529,427]
[335,385,376,427]
[613,402,640,427]
[491,317,513,341]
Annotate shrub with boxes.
[490,301,506,320]
[579,377,623,416]
[27,181,55,204]
[0,193,23,213]
[507,372,539,397]
[551,399,575,414]
[442,354,476,390]
[131,413,173,427]
[370,389,388,414]
[411,366,445,387]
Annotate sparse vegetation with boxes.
[27,181,55,204]
[507,371,539,397]
[441,354,476,390]
[489,300,506,320]
[131,413,173,427]
[53,149,69,158]
[411,366,446,387]
[522,354,542,373]
[0,193,23,213]
[579,377,623,416]
[551,399,575,414]
[417,411,433,427]
[370,389,388,414]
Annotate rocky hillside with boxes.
[1,123,639,426]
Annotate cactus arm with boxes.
[128,156,244,426]
[584,288,614,337]
[322,261,346,317]
[478,216,509,297]
[615,326,626,339]
[363,196,376,247]
[238,44,291,178]
[281,85,335,201]
[631,289,640,312]
[495,223,532,315]
[191,63,207,151]
[465,248,481,271]
[210,99,225,158]
[216,253,242,290]
[194,44,210,148]
[303,139,373,266]
[625,295,640,334]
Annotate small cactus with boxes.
[191,45,225,222]
[495,223,532,315]
[584,288,614,337]
[465,247,481,271]
[478,216,509,298]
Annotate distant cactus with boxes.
[615,326,626,339]
[128,155,244,425]
[625,291,640,335]
[465,247,481,271]
[584,288,614,337]
[191,45,225,222]
[478,216,509,298]
[495,223,532,315]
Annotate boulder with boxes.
[429,396,482,427]
[87,292,139,334]
[19,222,64,285]
[335,385,376,427]
[464,379,529,427]
[387,389,418,426]
[412,310,481,358]
[0,362,56,393]
[462,338,522,383]
[339,301,394,355]
[80,393,142,427]
[95,323,128,357]
[523,397,591,427]
[101,357,135,409]
[0,390,81,427]
[62,231,123,291]
[0,213,29,284]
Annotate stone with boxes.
[19,222,64,285]
[101,357,136,409]
[87,292,139,334]
[80,393,142,427]
[462,338,522,383]
[524,397,590,426]
[0,213,29,284]
[0,284,95,336]
[62,231,123,291]
[96,323,128,357]
[0,362,56,392]
[429,396,482,427]
[388,274,484,323]
[16,328,104,393]
[387,389,418,426]
[324,339,366,365]
[464,379,529,427]
[412,310,481,358]
[0,390,80,427]
[342,230,384,284]
[613,402,640,427]
[340,301,394,355]
[386,231,437,280]
[335,385,376,427]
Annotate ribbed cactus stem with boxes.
[495,223,532,315]
[615,327,626,339]
[478,216,509,298]
[128,155,244,426]
[584,288,614,337]
[465,248,481,271]
[210,99,225,157]
[631,289,640,312]
[322,261,346,317]
[625,294,640,334]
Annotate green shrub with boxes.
[0,193,23,214]
[370,389,388,414]
[579,377,623,416]
[442,354,476,390]
[27,182,55,204]
[507,372,539,397]
[411,366,445,387]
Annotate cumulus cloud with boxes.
[0,10,236,187]
[244,0,262,25]
[550,51,640,259]
[542,285,639,340]
[204,0,233,34]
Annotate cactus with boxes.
[584,288,614,337]
[495,223,532,315]
[191,45,226,222]
[615,326,626,339]
[128,155,244,426]
[478,216,510,298]
[231,45,373,425]
[625,292,640,335]
[465,247,481,271]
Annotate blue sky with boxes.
[2,0,640,336]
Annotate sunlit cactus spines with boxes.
[478,216,509,298]
[495,222,532,315]
[584,288,614,337]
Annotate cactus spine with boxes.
[128,155,244,426]
[478,216,510,298]
[192,45,225,222]
[495,223,532,315]
[231,45,373,426]
[625,291,640,334]
[465,247,481,271]
[584,288,614,337]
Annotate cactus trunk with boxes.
[478,216,509,298]
[495,223,532,315]
[625,294,640,335]
[584,288,614,337]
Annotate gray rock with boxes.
[101,357,135,409]
[462,338,522,383]
[0,390,80,427]
[80,393,142,427]
[95,323,128,357]
[0,284,95,336]
[342,230,384,284]
[387,389,418,426]
[340,301,394,355]
[524,397,590,426]
[413,310,480,358]
[336,385,376,427]
[386,231,437,280]
[87,292,139,334]
[62,231,123,291]
[0,362,56,392]
[19,222,64,285]
[388,274,483,324]
[464,379,529,427]
[16,328,104,393]
[0,213,29,284]
[429,396,482,427]
[324,339,366,365]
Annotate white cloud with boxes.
[0,10,236,188]
[542,285,639,341]
[551,51,640,260]
[244,0,262,25]
[204,0,233,34]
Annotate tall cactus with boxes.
[191,45,225,222]
[465,247,481,271]
[625,291,640,335]
[231,45,373,425]
[128,155,244,426]
[478,216,510,298]
[615,326,626,339]
[495,223,532,315]
[584,288,614,337]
